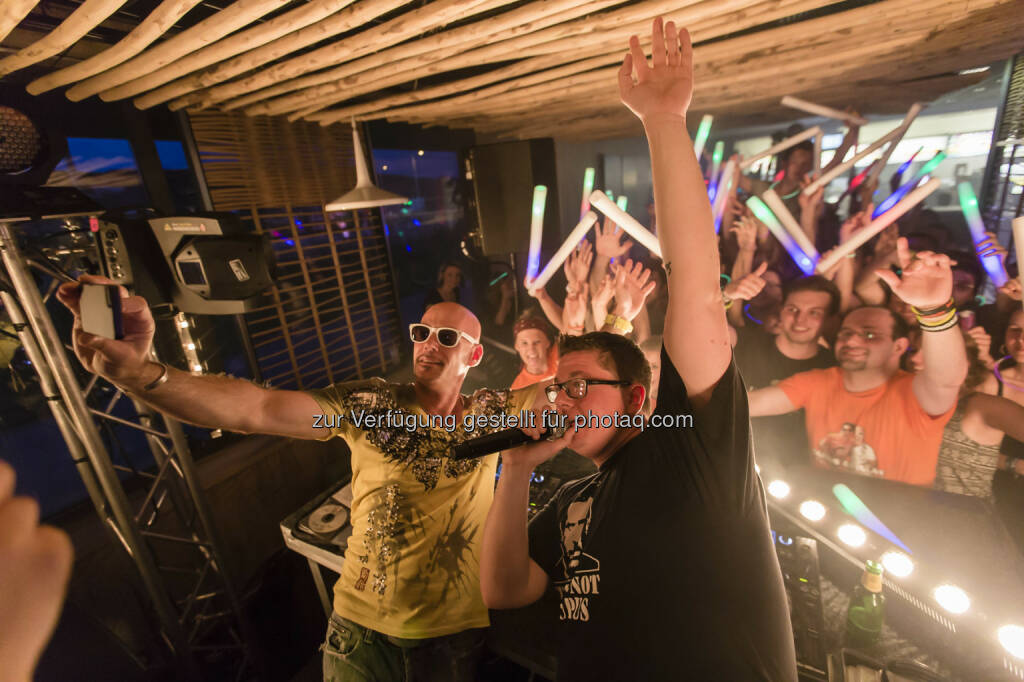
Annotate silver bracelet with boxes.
[142,362,169,391]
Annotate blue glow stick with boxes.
[958,181,1008,287]
[833,484,911,552]
[526,185,547,281]
[872,151,947,218]
[746,196,816,275]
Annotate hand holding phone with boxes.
[79,284,124,340]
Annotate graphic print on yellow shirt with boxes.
[309,378,536,638]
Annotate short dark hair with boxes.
[780,140,814,165]
[841,305,910,340]
[558,332,651,395]
[950,253,983,289]
[782,275,841,316]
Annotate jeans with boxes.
[321,612,486,682]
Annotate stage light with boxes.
[934,584,970,614]
[382,165,388,171]
[178,320,189,329]
[767,480,790,499]
[837,524,866,547]
[998,625,1024,659]
[417,150,424,156]
[881,551,914,578]
[799,500,826,522]
[186,343,196,350]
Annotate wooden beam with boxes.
[27,0,202,95]
[0,0,128,78]
[183,0,516,108]
[66,0,294,101]
[106,0,358,104]
[0,0,38,44]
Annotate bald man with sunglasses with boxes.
[57,282,540,681]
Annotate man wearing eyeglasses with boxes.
[748,244,968,486]
[57,278,539,680]
[480,19,798,681]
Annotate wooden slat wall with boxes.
[189,111,399,389]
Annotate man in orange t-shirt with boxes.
[510,315,558,390]
[748,241,968,486]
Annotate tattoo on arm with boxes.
[665,262,672,276]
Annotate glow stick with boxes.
[803,125,904,196]
[1013,216,1024,306]
[693,114,712,162]
[579,167,595,220]
[813,132,822,173]
[815,178,941,273]
[708,141,724,200]
[588,190,661,258]
[866,103,924,186]
[711,159,737,234]
[872,152,946,218]
[836,160,879,203]
[762,189,819,261]
[740,127,822,170]
[616,195,628,211]
[746,196,816,275]
[895,146,924,178]
[526,185,547,281]
[604,190,614,202]
[833,484,910,552]
[781,96,868,126]
[958,181,1008,287]
[528,211,599,293]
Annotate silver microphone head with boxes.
[545,423,567,440]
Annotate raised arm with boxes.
[875,240,968,416]
[57,276,322,439]
[748,385,797,417]
[619,18,730,406]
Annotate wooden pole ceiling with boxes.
[3,0,1023,141]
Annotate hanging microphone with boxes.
[451,424,567,460]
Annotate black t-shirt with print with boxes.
[735,325,836,470]
[527,347,797,682]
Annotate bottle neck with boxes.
[861,570,883,593]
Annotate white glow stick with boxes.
[815,178,941,274]
[739,127,822,170]
[781,96,868,126]
[813,133,822,174]
[762,189,819,261]
[712,158,737,233]
[1013,216,1024,307]
[802,125,904,196]
[579,167,595,220]
[746,196,816,275]
[526,185,548,281]
[866,103,924,187]
[528,211,598,293]
[588,190,661,258]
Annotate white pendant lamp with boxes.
[325,119,408,211]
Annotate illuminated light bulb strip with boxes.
[762,189,819,262]
[933,584,970,614]
[799,499,826,521]
[711,159,737,234]
[837,523,867,547]
[745,196,815,275]
[693,114,712,163]
[526,185,547,282]
[740,126,822,171]
[831,483,910,552]
[588,190,661,258]
[957,181,1008,287]
[175,312,203,375]
[527,211,599,293]
[815,178,941,274]
[872,151,946,218]
[579,168,595,220]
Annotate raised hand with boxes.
[618,17,694,123]
[729,213,759,253]
[591,273,615,322]
[976,230,1008,262]
[798,174,825,217]
[56,274,156,386]
[563,282,590,333]
[874,238,954,309]
[594,217,634,258]
[724,262,768,301]
[965,325,995,368]
[839,205,873,245]
[563,240,594,287]
[999,278,1023,302]
[612,259,658,321]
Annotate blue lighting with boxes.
[285,239,295,246]
[405,244,412,252]
[412,219,421,227]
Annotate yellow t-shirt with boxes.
[308,378,538,638]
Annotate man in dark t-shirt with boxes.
[478,19,796,682]
[734,275,839,469]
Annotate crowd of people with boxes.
[3,15,1021,682]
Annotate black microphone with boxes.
[451,424,567,460]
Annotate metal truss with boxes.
[0,221,253,681]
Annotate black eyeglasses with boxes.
[409,323,479,348]
[545,378,631,403]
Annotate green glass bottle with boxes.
[846,559,885,648]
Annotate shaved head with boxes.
[422,303,481,340]
[414,303,483,389]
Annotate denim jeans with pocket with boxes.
[321,612,486,682]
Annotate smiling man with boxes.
[57,282,536,681]
[479,19,797,681]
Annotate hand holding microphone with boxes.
[452,408,571,470]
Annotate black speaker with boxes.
[468,139,560,256]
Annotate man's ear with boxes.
[629,384,646,414]
[469,344,484,367]
[893,337,910,356]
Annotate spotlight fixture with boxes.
[881,551,914,578]
[325,120,408,211]
[998,625,1024,659]
[837,524,867,547]
[767,480,790,499]
[799,500,826,522]
[933,584,970,614]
